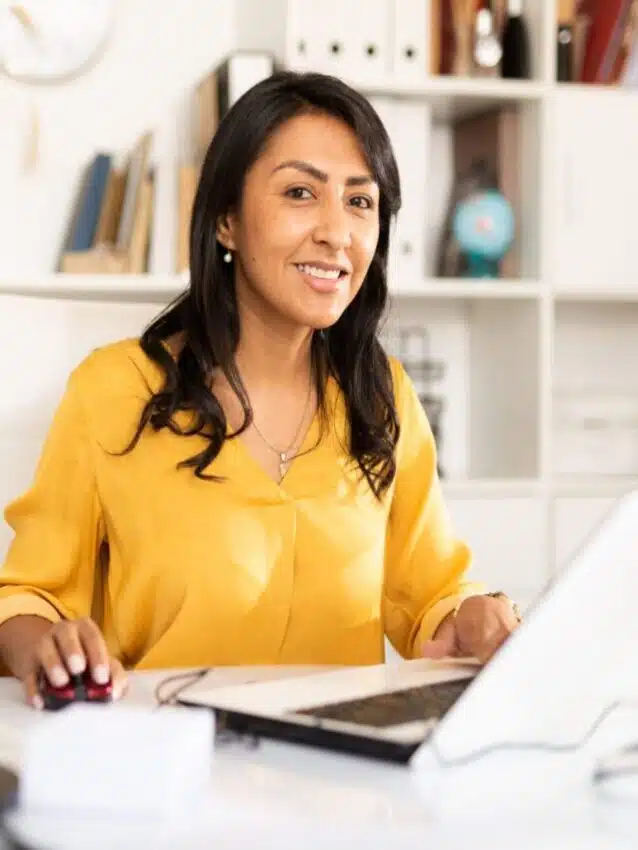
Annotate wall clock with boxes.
[0,0,115,84]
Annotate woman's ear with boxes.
[216,213,237,252]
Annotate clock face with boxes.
[0,0,115,83]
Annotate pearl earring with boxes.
[223,250,232,264]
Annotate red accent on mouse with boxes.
[38,669,113,710]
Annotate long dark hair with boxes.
[125,70,402,498]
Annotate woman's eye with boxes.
[286,187,313,200]
[350,195,374,210]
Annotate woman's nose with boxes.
[312,198,352,251]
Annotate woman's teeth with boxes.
[297,264,341,280]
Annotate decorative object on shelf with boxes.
[501,0,531,78]
[556,0,592,83]
[451,107,520,279]
[450,0,479,76]
[557,22,574,81]
[557,0,576,82]
[0,1,115,174]
[453,185,515,279]
[437,155,516,280]
[0,0,115,83]
[389,326,447,479]
[473,6,503,76]
[490,0,509,35]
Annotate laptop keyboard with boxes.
[295,678,472,729]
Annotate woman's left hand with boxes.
[421,594,520,665]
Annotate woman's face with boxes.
[218,111,381,331]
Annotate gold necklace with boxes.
[251,377,313,479]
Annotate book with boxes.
[93,167,126,247]
[194,69,219,167]
[67,153,112,252]
[116,133,152,252]
[127,172,154,274]
[177,164,198,275]
[580,0,633,83]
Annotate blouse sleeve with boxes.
[383,360,484,658]
[0,369,104,628]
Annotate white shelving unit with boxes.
[3,0,638,608]
[273,0,638,606]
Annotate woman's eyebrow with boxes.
[271,159,376,187]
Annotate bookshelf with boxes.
[3,0,638,608]
[0,274,187,303]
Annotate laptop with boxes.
[179,490,638,765]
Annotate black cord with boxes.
[428,699,638,769]
[153,667,210,707]
[153,668,260,748]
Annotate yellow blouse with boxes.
[0,339,480,669]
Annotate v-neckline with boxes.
[230,394,325,497]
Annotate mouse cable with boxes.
[428,699,638,769]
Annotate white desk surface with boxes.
[0,668,636,849]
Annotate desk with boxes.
[0,671,636,849]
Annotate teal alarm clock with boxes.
[453,190,515,279]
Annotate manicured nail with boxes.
[50,666,68,687]
[67,654,85,675]
[93,665,109,685]
[113,680,125,701]
[31,695,44,710]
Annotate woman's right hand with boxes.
[3,616,129,709]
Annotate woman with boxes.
[0,71,519,708]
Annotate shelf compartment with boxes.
[553,302,638,479]
[371,94,544,287]
[382,296,541,481]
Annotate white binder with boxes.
[285,0,321,70]
[286,0,348,76]
[340,0,393,78]
[375,97,431,288]
[369,96,401,288]
[220,53,274,109]
[392,0,429,78]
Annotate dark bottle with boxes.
[501,0,531,79]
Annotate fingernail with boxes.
[50,666,68,687]
[31,695,44,711]
[113,680,126,701]
[67,654,85,676]
[93,665,109,685]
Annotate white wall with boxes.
[0,0,235,277]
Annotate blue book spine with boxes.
[69,153,112,251]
